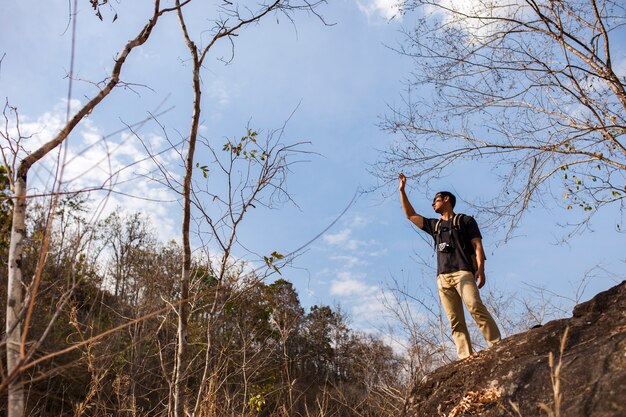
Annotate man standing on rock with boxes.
[399,173,501,359]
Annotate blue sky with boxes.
[1,0,624,343]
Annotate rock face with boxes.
[403,281,626,417]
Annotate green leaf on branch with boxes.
[196,164,209,178]
[264,251,285,275]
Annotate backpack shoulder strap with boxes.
[433,218,442,249]
[434,218,442,234]
[453,213,464,230]
[453,213,470,246]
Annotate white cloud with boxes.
[329,255,365,267]
[350,214,371,229]
[352,297,386,317]
[324,228,351,245]
[426,0,532,41]
[357,0,403,21]
[330,271,378,296]
[11,99,181,242]
[346,291,391,330]
[330,276,367,296]
[323,228,363,251]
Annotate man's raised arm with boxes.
[399,173,425,229]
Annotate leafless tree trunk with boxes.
[172,1,316,414]
[173,19,200,416]
[2,2,190,415]
[5,175,26,417]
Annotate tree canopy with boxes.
[378,0,626,234]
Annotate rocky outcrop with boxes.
[403,281,626,417]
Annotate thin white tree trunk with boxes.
[6,176,26,417]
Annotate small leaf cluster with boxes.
[195,163,209,178]
[561,142,576,152]
[222,129,268,161]
[264,251,284,274]
[560,163,624,212]
[247,394,266,413]
[562,170,594,211]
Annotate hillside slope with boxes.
[403,281,626,417]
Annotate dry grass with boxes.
[447,387,501,417]
[509,327,570,417]
[538,327,569,417]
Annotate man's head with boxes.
[432,191,456,213]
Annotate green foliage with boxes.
[559,162,624,212]
[222,129,269,161]
[195,162,209,178]
[247,394,266,413]
[264,250,284,274]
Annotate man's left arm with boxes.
[471,237,486,289]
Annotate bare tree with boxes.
[171,1,326,414]
[187,128,309,416]
[1,2,192,416]
[377,0,626,236]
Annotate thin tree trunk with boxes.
[172,2,296,414]
[6,175,26,417]
[174,53,201,417]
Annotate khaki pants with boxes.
[437,270,501,359]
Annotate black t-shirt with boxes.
[420,214,482,275]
